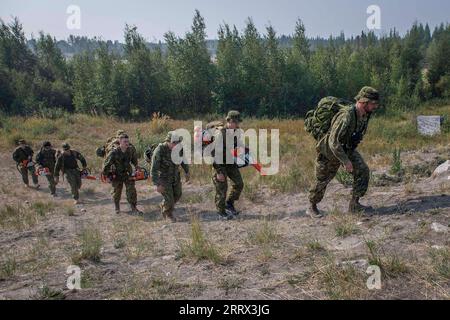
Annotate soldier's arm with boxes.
[36,151,43,166]
[54,157,62,177]
[76,152,87,169]
[102,151,115,175]
[150,146,162,186]
[131,145,138,167]
[329,112,351,165]
[181,162,189,175]
[12,149,20,163]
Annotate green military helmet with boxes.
[165,131,183,143]
[226,110,242,122]
[43,141,52,148]
[62,142,71,150]
[355,86,379,103]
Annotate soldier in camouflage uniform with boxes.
[211,110,244,220]
[54,143,87,204]
[307,87,380,218]
[103,134,142,214]
[151,131,190,222]
[35,141,57,196]
[12,139,40,188]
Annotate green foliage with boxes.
[1,15,449,118]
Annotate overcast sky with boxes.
[1,0,449,41]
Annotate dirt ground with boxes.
[0,150,449,300]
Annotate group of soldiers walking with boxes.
[13,86,380,221]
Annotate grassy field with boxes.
[0,105,449,300]
[1,105,449,192]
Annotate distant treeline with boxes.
[0,10,449,119]
[25,34,332,58]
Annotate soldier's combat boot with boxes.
[166,211,177,223]
[130,204,143,215]
[225,201,239,216]
[306,203,323,219]
[114,202,120,214]
[217,211,234,221]
[349,197,372,214]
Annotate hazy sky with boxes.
[1,0,449,41]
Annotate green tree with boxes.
[165,10,214,116]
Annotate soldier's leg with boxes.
[66,171,79,200]
[47,174,56,195]
[124,179,137,207]
[75,171,82,200]
[161,183,175,218]
[309,154,341,204]
[349,151,370,198]
[29,165,39,185]
[226,166,243,203]
[111,180,123,206]
[173,178,182,205]
[20,166,29,185]
[212,169,228,214]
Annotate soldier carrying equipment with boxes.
[35,141,57,195]
[54,142,87,204]
[306,87,380,218]
[12,139,40,188]
[150,131,190,223]
[102,134,143,215]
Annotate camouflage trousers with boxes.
[111,176,137,207]
[212,165,243,214]
[19,165,38,186]
[159,175,182,217]
[45,173,56,195]
[309,150,370,204]
[64,169,82,200]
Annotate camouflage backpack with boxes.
[144,144,159,164]
[304,97,353,141]
[202,121,224,146]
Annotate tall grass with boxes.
[1,104,449,195]
[178,217,224,264]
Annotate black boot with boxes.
[115,202,120,214]
[349,197,372,213]
[306,203,323,218]
[217,211,234,220]
[225,201,238,216]
[130,204,143,215]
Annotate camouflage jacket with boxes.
[54,150,87,177]
[12,146,34,163]
[36,148,57,171]
[212,127,243,175]
[150,142,189,185]
[102,146,138,178]
[105,137,137,159]
[318,105,369,165]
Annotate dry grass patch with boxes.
[177,217,224,264]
